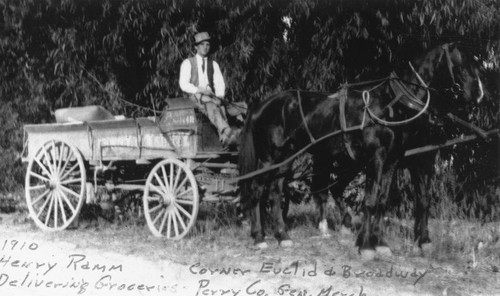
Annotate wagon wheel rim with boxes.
[143,158,199,239]
[25,140,86,231]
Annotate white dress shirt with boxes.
[179,54,225,98]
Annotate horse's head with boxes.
[415,43,484,114]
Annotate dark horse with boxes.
[238,43,485,256]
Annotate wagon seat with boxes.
[162,97,223,152]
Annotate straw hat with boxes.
[194,32,211,44]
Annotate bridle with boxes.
[436,43,464,97]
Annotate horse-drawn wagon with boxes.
[22,43,496,254]
[22,99,240,239]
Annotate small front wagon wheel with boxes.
[143,158,199,239]
[25,140,86,231]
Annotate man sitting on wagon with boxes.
[179,32,239,147]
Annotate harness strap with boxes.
[339,87,357,160]
[442,44,457,86]
[297,90,316,144]
[339,87,348,132]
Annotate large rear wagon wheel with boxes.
[143,158,199,239]
[25,140,86,231]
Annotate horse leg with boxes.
[281,169,294,225]
[312,153,332,237]
[373,160,399,257]
[248,178,268,249]
[269,176,293,248]
[357,159,398,259]
[409,155,434,256]
[329,160,361,234]
[357,128,398,260]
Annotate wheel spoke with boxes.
[146,195,160,202]
[172,166,182,192]
[29,171,50,183]
[57,192,68,225]
[34,157,52,178]
[153,173,168,194]
[59,184,81,199]
[174,203,192,220]
[60,178,82,185]
[152,207,165,225]
[50,141,59,176]
[172,207,187,232]
[166,210,172,238]
[53,191,59,228]
[148,203,163,214]
[149,183,164,196]
[60,163,80,181]
[58,149,74,176]
[172,207,179,237]
[161,165,170,191]
[44,192,55,226]
[176,187,193,199]
[176,199,194,206]
[36,192,53,218]
[174,175,189,195]
[42,147,55,176]
[158,208,169,236]
[29,184,47,191]
[57,188,76,214]
[56,144,65,177]
[32,189,50,205]
[169,164,174,190]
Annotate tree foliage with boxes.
[0,0,499,192]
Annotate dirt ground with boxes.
[0,212,499,296]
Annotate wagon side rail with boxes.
[21,117,201,164]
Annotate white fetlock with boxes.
[340,225,353,236]
[318,219,330,237]
[375,246,393,257]
[420,243,433,257]
[360,249,376,261]
[255,242,268,250]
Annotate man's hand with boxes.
[200,95,221,105]
[196,86,221,105]
[197,86,214,96]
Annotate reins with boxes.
[227,124,361,183]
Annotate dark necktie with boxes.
[202,58,205,73]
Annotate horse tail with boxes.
[238,107,258,209]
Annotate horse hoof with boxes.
[254,242,268,250]
[280,240,293,248]
[376,246,393,257]
[340,225,353,236]
[318,220,330,237]
[421,243,433,257]
[359,249,376,261]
